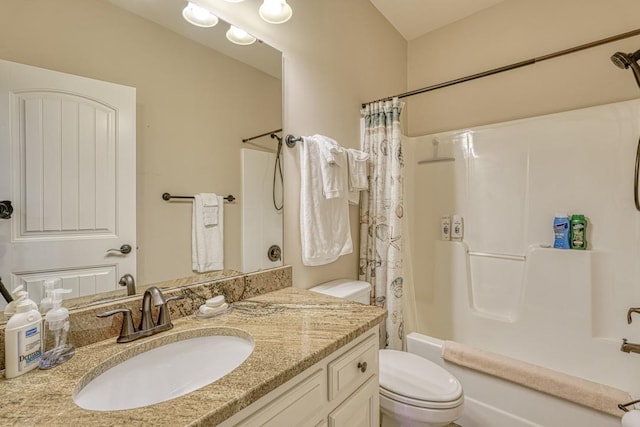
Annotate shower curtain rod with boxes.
[362,27,640,107]
[242,128,282,143]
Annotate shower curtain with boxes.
[359,97,404,350]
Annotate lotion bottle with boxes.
[5,300,42,379]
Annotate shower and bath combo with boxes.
[611,48,640,88]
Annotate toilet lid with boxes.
[379,350,463,406]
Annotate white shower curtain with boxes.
[359,97,405,350]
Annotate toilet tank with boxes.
[309,279,371,305]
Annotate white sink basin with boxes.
[73,330,254,411]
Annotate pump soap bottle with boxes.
[4,285,38,320]
[39,289,75,369]
[5,300,42,378]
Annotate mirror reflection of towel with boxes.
[192,193,223,272]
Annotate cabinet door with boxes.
[328,376,379,427]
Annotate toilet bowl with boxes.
[309,279,464,427]
[379,349,463,427]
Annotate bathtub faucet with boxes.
[620,338,640,354]
[627,307,640,324]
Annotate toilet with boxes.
[310,279,464,427]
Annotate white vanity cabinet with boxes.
[220,328,380,427]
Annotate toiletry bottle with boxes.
[570,214,588,250]
[441,215,451,241]
[553,214,571,249]
[4,285,38,320]
[451,215,464,241]
[39,289,75,369]
[39,278,60,314]
[5,300,42,379]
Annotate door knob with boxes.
[107,244,132,255]
[0,200,13,219]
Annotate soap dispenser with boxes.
[5,300,42,378]
[4,285,38,320]
[39,278,61,314]
[39,289,75,369]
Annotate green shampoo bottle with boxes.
[570,214,587,250]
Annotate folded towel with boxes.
[192,194,224,272]
[201,193,219,226]
[346,148,369,191]
[299,135,352,266]
[317,135,347,199]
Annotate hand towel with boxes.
[346,148,369,205]
[192,194,224,272]
[299,135,352,266]
[317,135,347,199]
[201,193,219,226]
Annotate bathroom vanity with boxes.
[0,287,386,426]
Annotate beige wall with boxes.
[204,0,408,288]
[0,0,282,285]
[407,0,640,136]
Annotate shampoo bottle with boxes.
[570,214,588,250]
[553,214,570,249]
[5,300,42,379]
[39,289,75,369]
[441,215,451,241]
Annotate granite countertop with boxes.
[1,287,386,426]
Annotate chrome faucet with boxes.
[98,287,183,343]
[621,338,640,354]
[119,274,136,296]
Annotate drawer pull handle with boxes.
[357,361,367,373]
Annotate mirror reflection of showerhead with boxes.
[611,49,640,88]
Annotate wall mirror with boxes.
[0,0,283,318]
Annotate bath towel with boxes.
[441,340,631,417]
[346,148,369,205]
[192,193,224,272]
[299,135,352,266]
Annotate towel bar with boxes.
[162,193,235,203]
[285,134,303,148]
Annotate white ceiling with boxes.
[369,0,506,41]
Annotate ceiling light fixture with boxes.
[226,25,257,45]
[182,2,219,28]
[258,0,293,24]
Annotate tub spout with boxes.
[621,338,640,354]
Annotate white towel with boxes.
[201,193,219,226]
[299,135,352,266]
[346,148,369,205]
[317,135,347,199]
[192,194,224,272]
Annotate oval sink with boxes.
[73,329,254,411]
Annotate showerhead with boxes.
[611,49,640,88]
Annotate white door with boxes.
[0,59,136,307]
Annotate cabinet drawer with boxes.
[328,333,378,401]
[237,369,325,427]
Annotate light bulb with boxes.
[182,2,219,28]
[226,25,257,45]
[259,0,293,24]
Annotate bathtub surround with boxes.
[360,98,405,350]
[0,266,292,372]
[406,99,640,401]
[0,287,386,425]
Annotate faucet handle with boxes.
[97,308,136,343]
[627,307,640,324]
[157,295,184,327]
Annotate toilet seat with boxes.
[379,349,463,410]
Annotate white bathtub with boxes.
[406,333,622,427]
